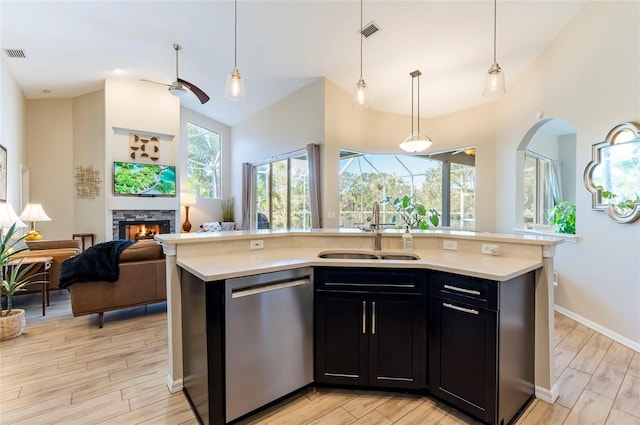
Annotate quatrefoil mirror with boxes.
[583,122,640,223]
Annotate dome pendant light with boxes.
[225,0,245,101]
[399,70,432,153]
[483,0,506,96]
[352,0,369,109]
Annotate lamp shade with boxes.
[19,203,51,222]
[399,133,433,153]
[0,203,27,228]
[180,192,197,206]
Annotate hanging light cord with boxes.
[234,0,238,68]
[411,75,415,135]
[492,0,497,64]
[359,0,363,80]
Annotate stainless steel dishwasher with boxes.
[225,267,313,422]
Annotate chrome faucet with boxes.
[371,202,382,251]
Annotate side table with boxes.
[7,256,53,316]
[72,233,94,251]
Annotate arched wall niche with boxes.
[515,118,577,231]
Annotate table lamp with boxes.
[180,192,197,232]
[19,203,51,241]
[0,203,27,236]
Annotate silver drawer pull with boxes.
[443,284,481,296]
[443,302,479,315]
[372,301,376,335]
[362,301,366,334]
[326,282,415,288]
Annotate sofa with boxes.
[12,239,82,293]
[67,241,167,328]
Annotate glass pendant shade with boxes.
[482,62,506,97]
[399,132,433,153]
[352,78,370,109]
[225,68,245,101]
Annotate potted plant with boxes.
[1,223,41,340]
[549,201,576,235]
[382,195,440,230]
[221,198,235,231]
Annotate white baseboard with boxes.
[555,305,640,352]
[166,375,184,393]
[535,382,559,404]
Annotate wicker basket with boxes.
[0,309,26,341]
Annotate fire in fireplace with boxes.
[119,220,170,241]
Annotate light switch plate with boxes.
[443,240,458,251]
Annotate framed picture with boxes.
[0,145,6,201]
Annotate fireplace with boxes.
[119,220,170,241]
[112,210,176,240]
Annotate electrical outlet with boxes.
[482,244,500,256]
[250,240,264,250]
[443,240,457,251]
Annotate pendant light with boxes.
[399,70,432,153]
[482,0,506,96]
[352,0,369,109]
[225,0,245,101]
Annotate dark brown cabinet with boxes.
[314,267,427,389]
[428,271,535,425]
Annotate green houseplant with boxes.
[382,195,440,230]
[1,223,41,340]
[549,201,576,235]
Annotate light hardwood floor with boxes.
[1,291,639,425]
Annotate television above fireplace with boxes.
[113,161,176,197]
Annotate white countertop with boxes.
[177,247,543,282]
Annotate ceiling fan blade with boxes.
[140,79,171,87]
[178,78,210,104]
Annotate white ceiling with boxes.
[1,0,586,127]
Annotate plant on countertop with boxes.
[1,223,40,315]
[382,195,440,230]
[549,201,576,235]
[222,198,234,222]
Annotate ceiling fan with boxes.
[145,44,210,104]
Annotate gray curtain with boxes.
[241,162,252,230]
[307,143,322,228]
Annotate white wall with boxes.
[73,90,106,241]
[494,1,640,348]
[0,56,27,215]
[26,99,75,240]
[180,107,231,229]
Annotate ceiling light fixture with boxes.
[399,70,432,153]
[352,0,369,109]
[483,0,506,96]
[225,0,245,101]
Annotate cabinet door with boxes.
[315,291,368,386]
[369,293,426,389]
[429,297,497,424]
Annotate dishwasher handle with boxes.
[231,278,311,299]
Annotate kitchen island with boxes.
[156,229,562,423]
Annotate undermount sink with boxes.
[317,250,420,261]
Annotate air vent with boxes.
[359,21,380,38]
[3,48,26,59]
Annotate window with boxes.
[339,150,476,229]
[186,122,221,199]
[254,152,310,230]
[523,152,554,228]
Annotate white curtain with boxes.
[306,143,322,228]
[548,160,563,205]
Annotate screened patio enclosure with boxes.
[339,149,476,230]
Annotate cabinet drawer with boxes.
[429,271,497,310]
[315,267,426,294]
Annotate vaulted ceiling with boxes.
[1,0,586,126]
